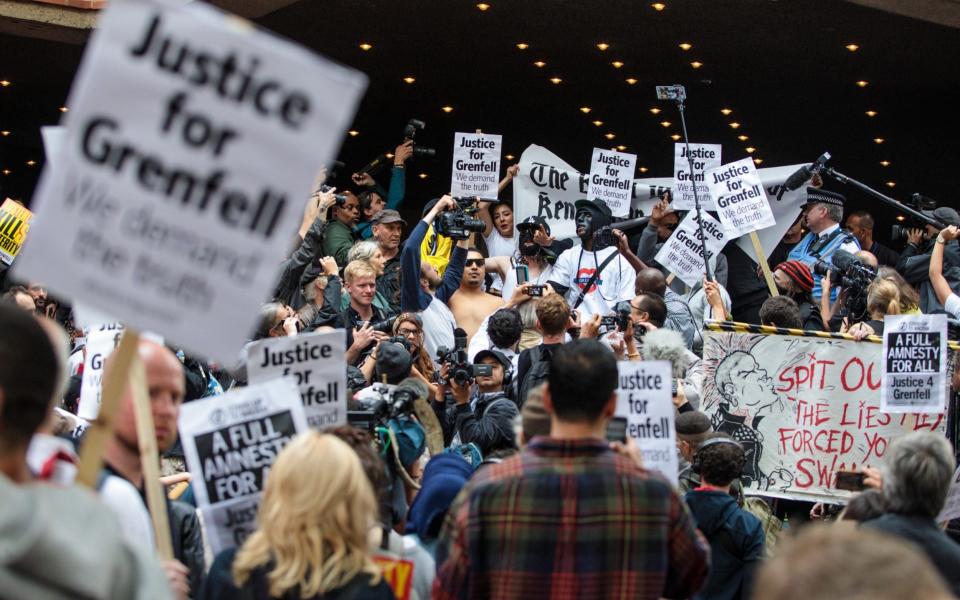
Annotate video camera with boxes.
[436,329,492,386]
[592,216,651,250]
[434,196,485,240]
[813,249,877,322]
[891,193,938,240]
[347,385,418,432]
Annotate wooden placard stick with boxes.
[76,329,140,487]
[750,231,779,298]
[130,353,175,560]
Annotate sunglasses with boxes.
[465,259,485,267]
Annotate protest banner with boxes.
[78,323,125,420]
[699,329,948,503]
[179,377,308,554]
[0,199,33,265]
[672,143,721,211]
[706,158,774,236]
[246,329,347,428]
[588,147,636,217]
[13,0,367,365]
[616,360,677,483]
[451,132,501,200]
[881,314,947,414]
[654,211,728,288]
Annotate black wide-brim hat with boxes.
[574,198,613,228]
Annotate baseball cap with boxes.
[371,209,407,226]
[474,349,512,370]
[517,216,550,235]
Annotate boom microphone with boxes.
[777,152,831,200]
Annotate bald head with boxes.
[856,250,878,269]
[635,268,667,297]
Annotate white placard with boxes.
[654,211,729,288]
[13,0,367,364]
[246,330,347,429]
[672,143,721,210]
[706,157,776,236]
[881,314,948,414]
[938,466,960,523]
[77,323,125,420]
[588,148,636,217]
[616,360,677,484]
[179,377,308,554]
[451,132,502,200]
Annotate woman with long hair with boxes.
[200,433,392,600]
[392,312,440,400]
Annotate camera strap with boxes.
[572,250,619,309]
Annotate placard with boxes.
[672,143,721,210]
[616,360,678,483]
[451,132,502,200]
[179,377,308,554]
[77,323,125,420]
[0,199,32,265]
[881,314,947,414]
[12,0,367,364]
[246,329,347,428]
[653,211,728,288]
[937,466,960,523]
[706,157,775,236]
[588,148,636,217]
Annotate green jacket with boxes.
[322,220,356,267]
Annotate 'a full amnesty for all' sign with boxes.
[450,132,502,200]
[0,199,32,265]
[12,0,367,364]
[705,157,775,236]
[179,378,307,554]
[881,314,947,414]
[588,147,636,217]
[246,329,347,429]
[616,360,678,483]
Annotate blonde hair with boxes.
[867,278,902,318]
[343,260,377,284]
[878,266,921,313]
[348,240,380,264]
[232,432,381,597]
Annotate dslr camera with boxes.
[891,193,938,240]
[813,250,877,322]
[402,119,438,160]
[434,196,485,240]
[319,184,348,206]
[436,332,492,386]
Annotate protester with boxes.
[1,285,36,312]
[758,295,803,329]
[675,411,714,493]
[839,488,886,522]
[928,224,960,318]
[845,210,900,267]
[897,206,960,313]
[787,187,860,301]
[448,248,504,341]
[483,215,557,301]
[479,198,516,293]
[515,292,571,405]
[466,307,522,367]
[772,260,824,331]
[202,432,393,600]
[406,453,473,558]
[434,339,709,599]
[634,267,695,348]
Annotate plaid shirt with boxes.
[434,436,710,600]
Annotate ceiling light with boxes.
[580,107,591,114]
[419,173,429,179]
[611,61,624,68]
[865,110,877,117]
[516,42,529,50]
[896,215,906,222]
[660,120,671,127]
[886,181,896,188]
[0,131,9,136]
[476,3,490,11]
[737,135,748,141]
[625,78,638,85]
[845,44,860,52]
[533,61,546,68]
[670,134,681,141]
[505,154,515,161]
[753,158,764,165]
[1,169,9,175]
[0,80,9,87]
[385,153,394,158]
[651,3,666,10]
[550,77,562,84]
[873,137,884,144]
[639,166,649,173]
[617,145,627,151]
[605,133,616,140]
[856,80,868,87]
[441,106,453,113]
[880,160,891,167]
[649,107,662,115]
[720,108,732,116]
[596,43,609,51]
[729,122,741,129]
[59,107,68,113]
[592,120,603,126]
[348,130,359,137]
[26,160,36,166]
[678,42,692,51]
[690,61,703,69]
[359,43,372,51]
[403,76,416,84]
[745,147,756,153]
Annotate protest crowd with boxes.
[4,3,960,599]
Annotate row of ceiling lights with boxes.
[0,81,68,175]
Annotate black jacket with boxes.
[273,217,328,308]
[866,513,960,596]
[443,391,518,455]
[897,239,960,313]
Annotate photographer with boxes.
[484,216,559,301]
[325,260,391,365]
[898,207,960,313]
[930,225,960,318]
[352,139,413,240]
[439,349,519,456]
[321,190,361,267]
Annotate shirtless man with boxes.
[449,249,504,340]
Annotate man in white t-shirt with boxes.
[548,199,636,319]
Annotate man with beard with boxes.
[771,260,824,331]
[483,216,555,303]
[548,199,636,319]
[321,191,361,266]
[449,249,505,341]
[371,209,406,312]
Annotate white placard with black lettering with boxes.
[654,211,729,289]
[179,377,308,554]
[12,0,367,364]
[588,147,636,217]
[77,324,125,420]
[672,143,721,211]
[706,157,775,236]
[616,360,677,484]
[246,329,347,429]
[881,314,947,414]
[451,132,502,200]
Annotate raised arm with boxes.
[930,226,959,307]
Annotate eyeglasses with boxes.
[465,259,485,267]
[398,328,420,337]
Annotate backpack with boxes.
[741,496,783,557]
[518,345,552,407]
